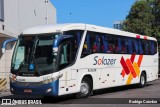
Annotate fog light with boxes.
[11,88,14,92]
[46,88,52,93]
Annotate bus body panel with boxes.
[73,53,158,90]
[9,23,159,97]
[10,79,59,96]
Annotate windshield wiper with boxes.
[29,37,39,63]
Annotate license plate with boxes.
[24,89,32,93]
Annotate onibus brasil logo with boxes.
[1,99,42,105]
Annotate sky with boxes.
[51,0,136,28]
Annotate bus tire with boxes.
[138,73,146,88]
[76,77,92,98]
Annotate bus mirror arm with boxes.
[2,38,17,53]
[2,48,5,54]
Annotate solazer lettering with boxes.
[93,56,116,65]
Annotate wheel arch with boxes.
[76,74,93,98]
[141,70,147,82]
[82,74,93,89]
[77,74,93,91]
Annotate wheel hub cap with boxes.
[80,83,89,94]
[141,76,145,85]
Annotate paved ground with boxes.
[0,78,160,107]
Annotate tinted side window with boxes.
[115,37,120,53]
[91,33,103,53]
[101,35,108,53]
[64,30,83,60]
[81,32,91,58]
[144,41,150,55]
[115,37,127,54]
[141,40,146,54]
[90,32,98,53]
[133,39,139,54]
[59,41,71,70]
[123,37,128,54]
[150,41,157,55]
[127,38,133,54]
[138,40,143,54]
[81,32,157,56]
[81,31,104,57]
[154,41,157,54]
[64,30,83,48]
[107,36,115,53]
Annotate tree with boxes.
[152,0,160,37]
[123,0,160,37]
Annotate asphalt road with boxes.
[0,78,160,107]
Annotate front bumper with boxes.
[10,80,59,96]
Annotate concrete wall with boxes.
[0,0,56,36]
[0,0,56,91]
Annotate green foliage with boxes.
[123,0,160,37]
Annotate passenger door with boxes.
[58,39,74,95]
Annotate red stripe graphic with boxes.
[121,54,135,78]
[130,54,135,63]
[120,55,143,84]
[137,55,143,67]
[126,59,137,78]
[121,70,125,78]
[120,57,130,75]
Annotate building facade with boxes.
[113,21,124,30]
[0,0,56,91]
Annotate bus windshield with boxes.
[11,34,60,76]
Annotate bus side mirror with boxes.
[2,38,17,53]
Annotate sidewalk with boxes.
[0,92,12,98]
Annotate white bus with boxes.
[7,23,158,98]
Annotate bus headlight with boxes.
[46,88,52,93]
[41,74,63,85]
[11,88,14,92]
[10,74,17,83]
[41,78,55,84]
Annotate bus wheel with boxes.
[76,77,92,98]
[139,73,146,88]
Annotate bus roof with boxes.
[22,23,86,35]
[22,23,157,41]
